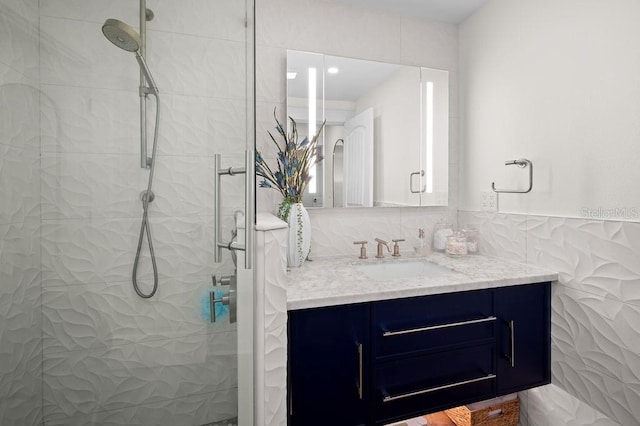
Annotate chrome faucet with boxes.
[375,238,391,258]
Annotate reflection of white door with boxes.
[343,108,374,207]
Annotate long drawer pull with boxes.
[357,343,364,400]
[382,373,497,403]
[382,316,497,337]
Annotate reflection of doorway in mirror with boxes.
[343,108,374,207]
[332,139,344,207]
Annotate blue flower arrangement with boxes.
[256,108,326,206]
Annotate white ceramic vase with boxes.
[285,202,311,268]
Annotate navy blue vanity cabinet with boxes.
[288,303,370,426]
[287,282,552,426]
[494,282,551,394]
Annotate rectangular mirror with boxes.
[286,50,449,208]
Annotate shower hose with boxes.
[132,92,160,298]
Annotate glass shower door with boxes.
[0,0,255,425]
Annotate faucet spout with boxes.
[375,238,390,258]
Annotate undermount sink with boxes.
[356,259,455,281]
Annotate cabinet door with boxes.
[288,303,369,426]
[495,282,551,394]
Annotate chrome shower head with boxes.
[102,18,141,52]
[102,18,158,93]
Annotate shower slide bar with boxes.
[213,151,254,269]
[491,158,533,193]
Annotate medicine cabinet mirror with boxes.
[286,49,449,208]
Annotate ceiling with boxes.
[324,0,488,24]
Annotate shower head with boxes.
[101,18,159,94]
[102,18,141,52]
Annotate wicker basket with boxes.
[444,396,519,426]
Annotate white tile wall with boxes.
[0,1,42,424]
[0,0,39,81]
[44,388,237,426]
[458,210,634,425]
[43,331,237,423]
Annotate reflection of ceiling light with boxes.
[327,67,339,74]
[287,71,297,79]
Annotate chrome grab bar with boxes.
[382,373,497,402]
[213,151,254,269]
[491,158,533,193]
[382,315,496,337]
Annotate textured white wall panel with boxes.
[40,17,139,89]
[43,331,237,422]
[0,1,42,423]
[42,274,235,354]
[41,153,144,220]
[457,211,527,262]
[0,81,40,150]
[39,0,136,24]
[0,145,39,223]
[257,0,401,64]
[527,216,640,306]
[0,1,39,80]
[40,85,138,155]
[0,222,41,424]
[45,388,237,426]
[150,0,247,42]
[255,221,288,426]
[527,384,620,426]
[149,31,246,98]
[462,211,632,425]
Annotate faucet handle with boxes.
[391,239,405,257]
[353,240,368,259]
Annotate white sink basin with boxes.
[357,260,454,281]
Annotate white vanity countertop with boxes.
[286,253,558,310]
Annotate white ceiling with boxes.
[325,0,488,24]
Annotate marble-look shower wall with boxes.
[459,210,636,426]
[256,0,460,257]
[38,1,247,424]
[0,0,42,424]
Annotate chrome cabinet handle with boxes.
[506,320,515,367]
[382,316,497,337]
[382,373,497,403]
[409,170,426,193]
[357,343,364,400]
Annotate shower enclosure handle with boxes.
[244,150,254,270]
[213,152,253,269]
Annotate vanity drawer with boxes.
[373,290,494,358]
[373,344,495,424]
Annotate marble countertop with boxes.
[286,252,558,310]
